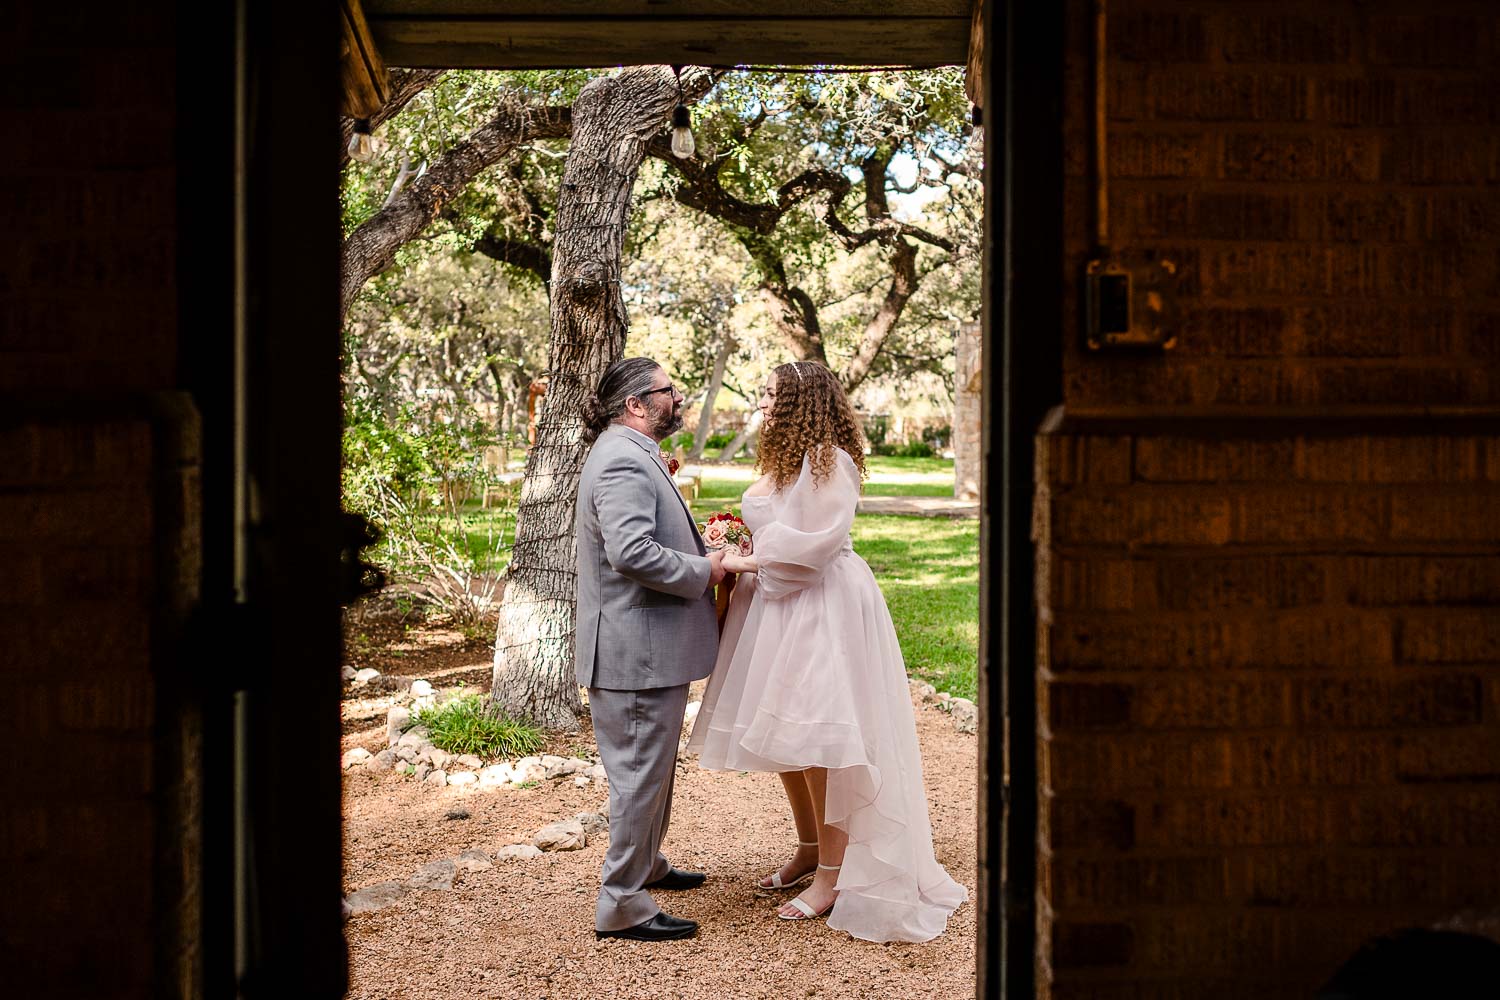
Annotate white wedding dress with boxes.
[687,448,967,943]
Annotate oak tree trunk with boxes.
[689,333,736,460]
[490,66,712,731]
[719,408,763,462]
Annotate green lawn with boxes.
[687,457,977,701]
[383,454,977,700]
[852,515,978,702]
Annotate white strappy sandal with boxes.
[777,864,840,921]
[755,840,819,890]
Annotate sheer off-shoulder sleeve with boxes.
[752,448,859,600]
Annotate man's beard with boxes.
[648,398,683,440]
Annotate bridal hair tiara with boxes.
[789,362,805,382]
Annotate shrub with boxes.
[347,481,508,625]
[705,430,735,449]
[412,694,544,759]
[343,395,510,622]
[871,439,936,458]
[922,423,952,449]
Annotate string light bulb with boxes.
[347,119,376,163]
[670,104,696,159]
[669,65,695,159]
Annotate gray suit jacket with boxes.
[574,424,719,689]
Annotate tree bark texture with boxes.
[340,101,572,323]
[490,66,713,731]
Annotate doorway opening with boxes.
[221,4,1065,998]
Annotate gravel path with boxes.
[342,666,977,1000]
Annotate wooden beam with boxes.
[965,0,983,108]
[367,17,970,69]
[367,1,972,16]
[341,0,390,118]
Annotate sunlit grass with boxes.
[390,458,977,700]
[852,515,978,701]
[412,694,544,759]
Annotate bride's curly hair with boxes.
[757,361,868,490]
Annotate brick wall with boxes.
[0,5,201,996]
[1061,1,1499,409]
[1038,3,1500,996]
[1035,421,1500,997]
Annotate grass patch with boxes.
[412,694,544,759]
[685,462,977,699]
[851,515,978,701]
[385,457,977,702]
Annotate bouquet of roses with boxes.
[700,510,750,634]
[700,510,752,556]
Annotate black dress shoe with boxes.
[644,867,707,891]
[595,912,699,941]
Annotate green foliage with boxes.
[342,69,594,237]
[343,393,512,622]
[921,423,952,445]
[873,440,936,458]
[343,394,499,517]
[342,396,432,501]
[413,695,545,759]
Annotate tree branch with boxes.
[839,238,918,393]
[341,102,572,322]
[472,232,552,284]
[643,104,959,390]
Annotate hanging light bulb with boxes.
[670,104,696,159]
[347,119,376,163]
[668,64,695,159]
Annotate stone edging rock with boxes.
[341,698,607,790]
[910,680,978,735]
[343,803,610,918]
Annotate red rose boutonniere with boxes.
[660,450,681,475]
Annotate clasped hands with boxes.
[706,549,758,590]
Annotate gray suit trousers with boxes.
[588,682,691,932]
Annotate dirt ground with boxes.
[340,612,978,1000]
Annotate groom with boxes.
[575,357,725,941]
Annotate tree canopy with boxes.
[341,66,980,448]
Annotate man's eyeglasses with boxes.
[635,384,676,400]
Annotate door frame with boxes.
[200,2,1065,994]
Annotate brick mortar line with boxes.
[1071,119,1500,134]
[1038,844,1500,860]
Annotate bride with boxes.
[687,360,966,942]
